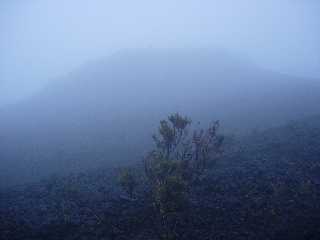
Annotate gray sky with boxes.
[1,0,319,105]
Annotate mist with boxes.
[1,0,320,105]
[1,1,320,239]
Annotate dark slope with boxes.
[1,115,320,240]
[1,49,320,186]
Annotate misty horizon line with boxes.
[2,46,319,108]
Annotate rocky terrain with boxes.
[1,115,320,240]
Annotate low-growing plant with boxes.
[118,167,138,199]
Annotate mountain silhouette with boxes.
[1,49,319,187]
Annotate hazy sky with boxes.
[1,0,319,105]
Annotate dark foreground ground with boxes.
[1,116,320,240]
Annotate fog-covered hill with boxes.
[1,49,320,187]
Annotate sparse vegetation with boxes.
[1,114,320,240]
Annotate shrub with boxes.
[119,113,224,239]
[118,167,138,199]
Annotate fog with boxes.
[1,0,320,184]
[1,0,320,105]
[2,1,320,239]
